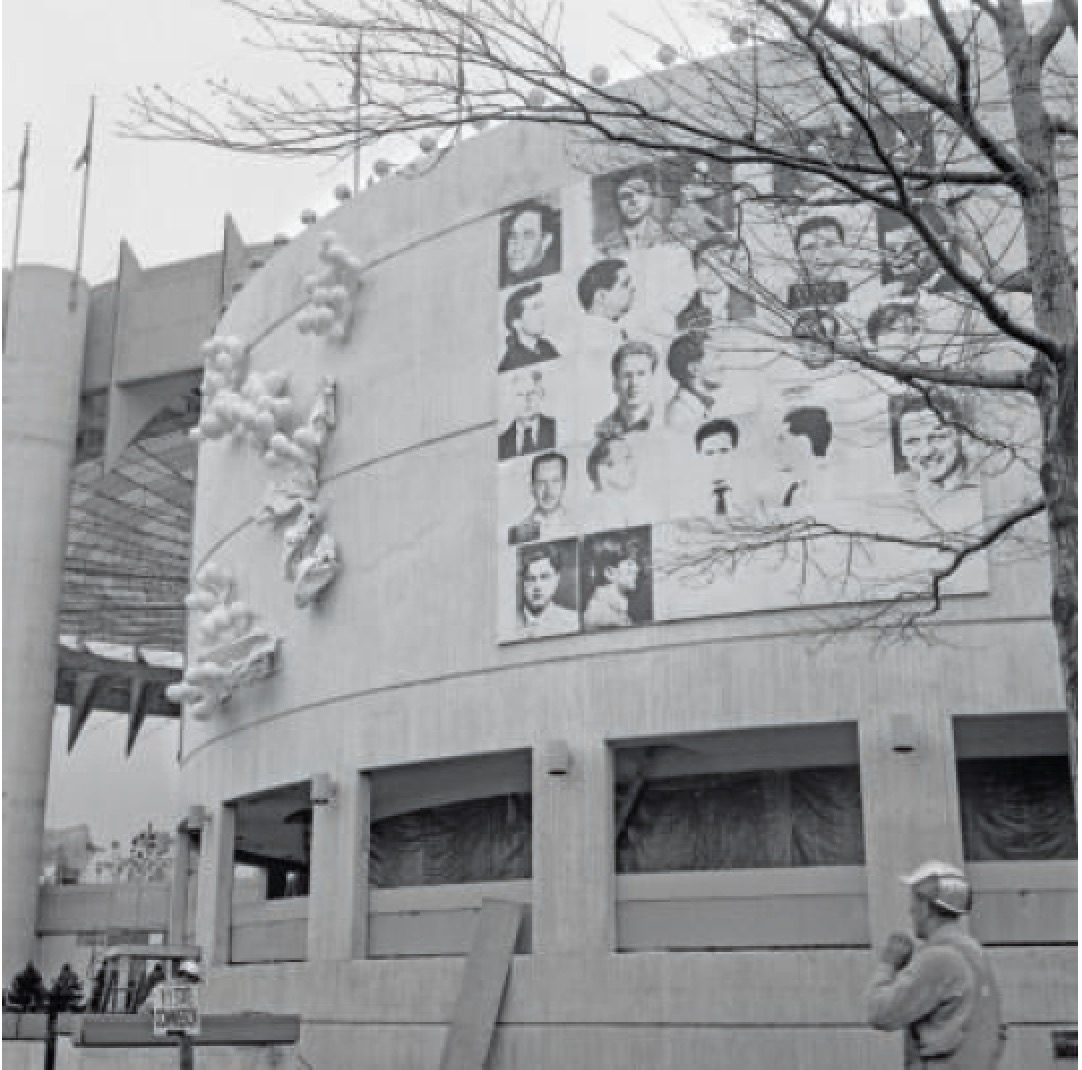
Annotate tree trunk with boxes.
[998,0,1079,778]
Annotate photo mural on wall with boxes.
[496,119,1012,644]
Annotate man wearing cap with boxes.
[866,860,1006,1068]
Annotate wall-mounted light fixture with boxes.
[542,740,571,776]
[311,773,338,806]
[890,714,920,754]
[185,804,209,831]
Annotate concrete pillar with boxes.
[169,824,193,944]
[2,267,88,981]
[859,706,965,946]
[307,772,370,960]
[194,803,235,966]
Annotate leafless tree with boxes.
[126,0,1077,760]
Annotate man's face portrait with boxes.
[596,438,637,493]
[699,429,735,458]
[506,208,552,277]
[613,352,654,412]
[899,408,964,487]
[884,226,934,282]
[797,223,843,281]
[511,371,544,423]
[515,291,546,339]
[616,176,655,225]
[606,555,640,594]
[522,556,560,615]
[531,457,566,514]
[597,267,635,321]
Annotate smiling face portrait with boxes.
[898,408,965,488]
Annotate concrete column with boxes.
[307,772,370,960]
[194,803,235,966]
[2,267,88,981]
[859,707,965,946]
[169,824,193,944]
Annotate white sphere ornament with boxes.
[373,158,392,177]
[887,0,906,13]
[471,118,489,132]
[419,134,438,153]
[730,23,749,44]
[300,209,318,225]
[589,65,610,86]
[527,88,546,108]
[334,183,352,201]
[656,44,678,66]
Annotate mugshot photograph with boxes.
[498,281,562,372]
[516,539,581,640]
[498,367,558,461]
[507,449,578,545]
[786,215,851,310]
[591,164,670,256]
[499,196,562,290]
[580,526,654,630]
[659,153,734,247]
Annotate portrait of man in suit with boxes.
[498,281,561,372]
[787,215,850,310]
[498,368,556,461]
[508,450,576,545]
[594,165,669,255]
[499,198,562,289]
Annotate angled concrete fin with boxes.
[103,372,199,472]
[438,898,524,1070]
[221,214,250,307]
[117,239,144,290]
[125,676,152,757]
[69,672,104,751]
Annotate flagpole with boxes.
[70,96,96,310]
[352,35,362,195]
[3,123,30,351]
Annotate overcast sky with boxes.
[4,0,693,851]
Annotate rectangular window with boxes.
[953,714,1077,946]
[229,781,312,964]
[612,723,868,951]
[366,751,532,957]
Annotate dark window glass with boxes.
[370,793,532,888]
[957,756,1077,862]
[615,765,865,873]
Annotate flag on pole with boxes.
[74,98,96,171]
[7,124,29,193]
[70,97,96,307]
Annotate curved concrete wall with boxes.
[178,121,1071,1069]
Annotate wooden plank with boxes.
[969,860,1078,893]
[75,1012,300,1048]
[229,917,308,964]
[438,898,523,1070]
[616,866,866,901]
[370,879,531,913]
[971,889,1077,946]
[616,894,870,951]
[369,905,532,958]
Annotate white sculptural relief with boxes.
[296,232,362,344]
[257,376,341,607]
[190,335,295,448]
[165,563,281,720]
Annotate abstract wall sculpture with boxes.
[165,563,281,720]
[296,232,363,344]
[258,377,341,608]
[190,335,295,448]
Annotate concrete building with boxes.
[3,37,1077,1070]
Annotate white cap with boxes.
[900,860,971,915]
[900,859,965,886]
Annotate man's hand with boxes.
[880,931,915,970]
